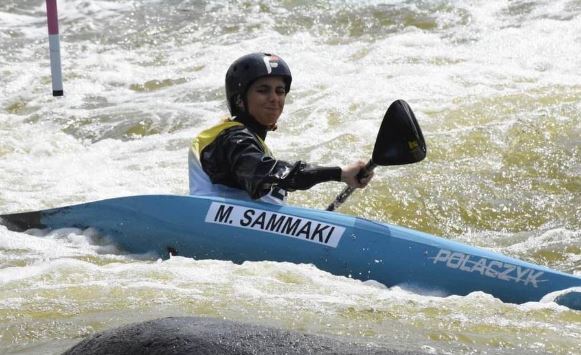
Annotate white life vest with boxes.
[189,120,287,205]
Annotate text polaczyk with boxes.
[432,249,546,288]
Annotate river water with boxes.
[0,0,580,354]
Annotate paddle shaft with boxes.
[326,161,377,211]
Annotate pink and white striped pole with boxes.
[46,0,63,96]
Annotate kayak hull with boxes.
[2,194,580,309]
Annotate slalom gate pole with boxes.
[46,0,63,96]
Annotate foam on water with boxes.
[1,0,580,353]
[1,227,578,353]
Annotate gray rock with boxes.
[64,316,421,355]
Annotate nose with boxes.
[268,89,278,99]
[266,90,279,103]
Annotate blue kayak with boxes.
[1,194,579,310]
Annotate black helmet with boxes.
[225,52,292,116]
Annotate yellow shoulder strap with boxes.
[192,119,273,157]
[192,120,242,157]
[254,134,273,157]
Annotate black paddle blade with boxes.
[372,99,427,166]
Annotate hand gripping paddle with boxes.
[326,99,427,211]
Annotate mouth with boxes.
[264,109,280,116]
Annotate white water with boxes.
[1,0,580,353]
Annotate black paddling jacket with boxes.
[192,113,342,202]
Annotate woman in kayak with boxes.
[189,52,373,204]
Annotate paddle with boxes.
[326,99,427,211]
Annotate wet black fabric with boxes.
[200,113,342,200]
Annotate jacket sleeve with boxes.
[209,128,342,199]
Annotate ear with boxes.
[236,95,245,111]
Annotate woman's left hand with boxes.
[341,160,374,188]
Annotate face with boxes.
[243,76,287,128]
